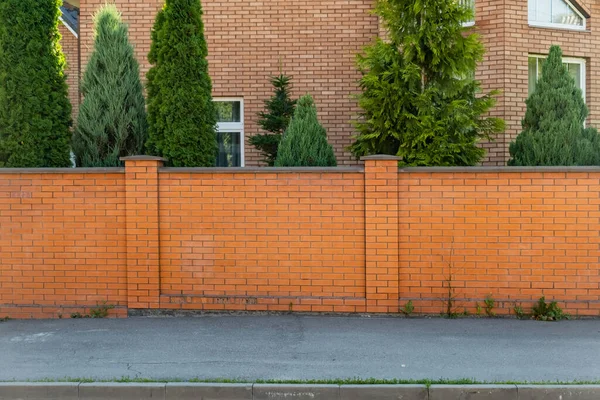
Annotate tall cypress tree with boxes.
[349,0,505,166]
[146,0,217,167]
[0,0,72,167]
[249,75,296,166]
[72,5,147,167]
[275,95,337,167]
[509,46,600,166]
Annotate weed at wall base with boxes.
[401,300,414,317]
[532,297,569,321]
[513,303,526,319]
[484,295,496,317]
[70,302,115,319]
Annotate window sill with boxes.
[528,22,588,33]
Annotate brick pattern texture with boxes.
[1,160,599,318]
[158,170,366,312]
[59,23,79,122]
[0,172,127,319]
[399,170,600,317]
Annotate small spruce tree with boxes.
[72,5,147,167]
[349,0,505,166]
[249,75,297,166]
[508,45,600,166]
[275,95,337,167]
[146,0,217,167]
[0,0,72,167]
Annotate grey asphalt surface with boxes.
[0,316,599,382]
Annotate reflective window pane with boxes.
[566,62,582,90]
[459,0,475,24]
[528,57,538,95]
[215,101,241,123]
[528,0,584,27]
[217,131,242,167]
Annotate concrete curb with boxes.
[1,383,600,399]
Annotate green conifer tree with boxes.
[146,0,217,167]
[509,45,600,166]
[249,75,297,166]
[72,5,147,167]
[0,0,72,167]
[275,95,337,167]
[349,0,505,166]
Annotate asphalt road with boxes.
[1,316,599,382]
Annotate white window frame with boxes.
[460,0,475,27]
[528,54,586,102]
[528,0,586,31]
[214,98,245,167]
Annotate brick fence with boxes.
[1,156,598,318]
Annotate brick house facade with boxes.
[60,0,599,166]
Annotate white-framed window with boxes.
[460,0,475,27]
[214,98,244,167]
[528,0,586,30]
[528,55,586,101]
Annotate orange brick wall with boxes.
[399,169,600,317]
[158,171,366,312]
[79,0,378,166]
[59,23,80,122]
[1,158,599,319]
[0,171,127,319]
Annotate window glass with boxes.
[528,0,584,28]
[217,131,242,167]
[459,0,475,25]
[566,62,582,89]
[528,57,538,95]
[214,99,244,167]
[215,101,241,123]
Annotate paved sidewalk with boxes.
[1,316,599,382]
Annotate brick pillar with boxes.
[121,156,165,311]
[362,155,400,313]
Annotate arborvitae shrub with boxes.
[275,95,337,167]
[72,4,147,167]
[0,0,72,167]
[146,0,217,167]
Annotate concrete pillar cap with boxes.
[120,155,167,162]
[360,155,401,161]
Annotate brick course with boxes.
[1,160,599,318]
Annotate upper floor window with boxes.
[528,0,586,30]
[460,0,475,26]
[214,99,244,167]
